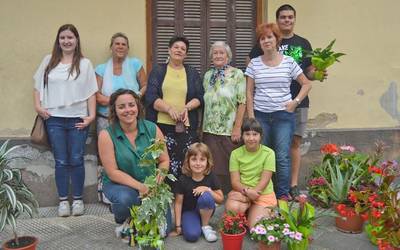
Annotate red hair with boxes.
[256,23,282,49]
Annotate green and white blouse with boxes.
[202,67,246,136]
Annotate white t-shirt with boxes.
[34,55,98,117]
[245,55,302,113]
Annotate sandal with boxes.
[289,186,301,201]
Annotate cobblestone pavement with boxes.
[0,203,376,250]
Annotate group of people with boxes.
[33,4,324,244]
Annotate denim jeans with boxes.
[103,182,172,234]
[181,191,216,242]
[255,110,295,198]
[46,117,88,199]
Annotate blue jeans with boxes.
[255,110,295,198]
[103,182,172,234]
[46,117,88,199]
[181,192,216,242]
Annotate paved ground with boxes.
[0,203,377,250]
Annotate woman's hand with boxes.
[231,126,241,143]
[36,106,51,120]
[167,107,181,121]
[285,100,297,113]
[138,183,149,197]
[75,116,95,129]
[169,227,182,236]
[245,188,260,201]
[181,108,189,124]
[155,171,165,184]
[193,186,211,196]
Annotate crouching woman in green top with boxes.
[225,118,277,227]
[98,88,171,241]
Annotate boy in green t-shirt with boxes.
[225,118,277,227]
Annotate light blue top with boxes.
[95,57,143,116]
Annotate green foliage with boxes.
[308,144,379,206]
[129,139,176,249]
[305,39,345,81]
[0,140,39,245]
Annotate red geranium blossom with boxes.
[320,143,340,155]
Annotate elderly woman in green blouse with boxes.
[202,41,246,193]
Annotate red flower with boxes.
[368,165,383,175]
[371,209,381,219]
[320,143,340,155]
[348,192,358,203]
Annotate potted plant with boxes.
[304,39,345,81]
[219,211,248,250]
[308,143,380,233]
[250,212,303,250]
[0,140,39,250]
[351,160,400,249]
[278,195,316,250]
[128,139,176,250]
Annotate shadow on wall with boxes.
[380,81,400,122]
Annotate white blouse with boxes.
[34,55,98,117]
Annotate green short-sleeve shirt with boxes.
[229,145,275,194]
[102,119,157,185]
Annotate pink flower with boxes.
[294,232,303,241]
[255,225,267,235]
[267,235,276,242]
[282,228,290,235]
[340,145,355,152]
[267,225,274,231]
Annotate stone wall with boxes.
[2,128,399,206]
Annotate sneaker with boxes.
[71,200,84,216]
[289,186,301,201]
[115,220,131,243]
[202,225,217,242]
[58,201,70,217]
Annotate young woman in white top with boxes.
[33,24,98,217]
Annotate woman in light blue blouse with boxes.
[95,32,147,203]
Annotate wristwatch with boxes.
[294,98,301,105]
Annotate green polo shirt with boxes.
[229,145,275,195]
[103,119,157,185]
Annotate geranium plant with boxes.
[350,160,400,249]
[250,212,303,246]
[219,210,247,235]
[308,143,380,207]
[128,139,176,250]
[305,39,345,81]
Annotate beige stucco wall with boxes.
[0,0,146,137]
[267,0,400,129]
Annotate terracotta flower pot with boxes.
[335,204,363,234]
[2,236,38,250]
[259,240,281,250]
[220,228,247,250]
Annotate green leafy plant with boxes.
[278,195,315,250]
[308,143,379,207]
[350,160,400,249]
[0,140,38,247]
[129,139,176,250]
[305,39,345,81]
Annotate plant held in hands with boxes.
[128,139,176,250]
[305,39,345,81]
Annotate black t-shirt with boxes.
[248,34,312,108]
[174,172,221,212]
